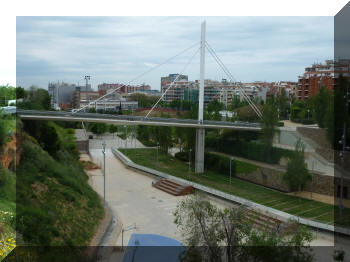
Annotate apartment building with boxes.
[48,81,91,110]
[98,83,151,96]
[297,59,350,100]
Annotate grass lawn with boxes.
[120,148,350,227]
[0,199,16,260]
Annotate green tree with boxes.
[261,96,279,160]
[169,99,182,110]
[154,125,172,154]
[332,76,350,150]
[283,139,311,192]
[174,194,314,262]
[89,123,107,136]
[0,85,16,106]
[312,85,330,128]
[276,88,289,119]
[109,124,118,138]
[0,112,7,149]
[16,86,26,99]
[17,86,51,110]
[128,93,159,108]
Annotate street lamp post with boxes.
[188,149,192,179]
[122,223,137,249]
[339,83,350,218]
[310,160,314,199]
[124,125,127,148]
[102,141,106,206]
[230,157,233,185]
[157,142,159,163]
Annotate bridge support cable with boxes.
[205,41,263,119]
[72,41,200,114]
[205,41,262,118]
[81,121,88,139]
[145,46,200,118]
[206,42,262,118]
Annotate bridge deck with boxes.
[16,109,261,130]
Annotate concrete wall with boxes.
[75,140,89,153]
[237,166,350,198]
[236,167,290,192]
[274,129,313,151]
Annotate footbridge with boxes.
[17,109,261,131]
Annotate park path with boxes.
[82,134,347,262]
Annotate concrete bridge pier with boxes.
[195,21,206,174]
[195,128,205,173]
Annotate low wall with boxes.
[238,167,350,198]
[236,168,290,192]
[111,147,350,236]
[75,140,89,153]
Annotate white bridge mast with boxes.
[195,21,206,173]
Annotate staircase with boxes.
[243,209,298,236]
[152,179,194,196]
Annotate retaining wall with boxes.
[111,147,350,236]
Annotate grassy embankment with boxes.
[1,119,104,261]
[16,122,104,246]
[120,148,350,226]
[0,115,16,261]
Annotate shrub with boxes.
[277,122,284,127]
[0,167,15,202]
[66,128,75,135]
[204,152,235,177]
[175,151,236,177]
[206,136,293,164]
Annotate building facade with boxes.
[48,81,91,110]
[297,59,350,100]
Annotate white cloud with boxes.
[16,16,333,90]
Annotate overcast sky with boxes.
[16,16,333,90]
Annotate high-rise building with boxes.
[161,74,193,102]
[98,83,151,97]
[48,81,91,110]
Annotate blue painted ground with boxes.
[122,234,186,262]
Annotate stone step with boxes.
[153,179,194,196]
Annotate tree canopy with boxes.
[174,194,314,262]
[283,139,311,192]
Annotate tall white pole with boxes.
[195,21,206,173]
[102,141,106,206]
[198,21,206,122]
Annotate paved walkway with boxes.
[82,134,350,261]
[88,144,230,248]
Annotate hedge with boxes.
[175,151,236,177]
[292,119,315,125]
[205,137,294,164]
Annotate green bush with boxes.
[16,135,104,246]
[277,121,284,127]
[66,128,75,134]
[174,151,195,162]
[175,151,236,177]
[118,133,126,140]
[0,167,15,202]
[204,152,236,177]
[138,137,157,147]
[206,136,293,164]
